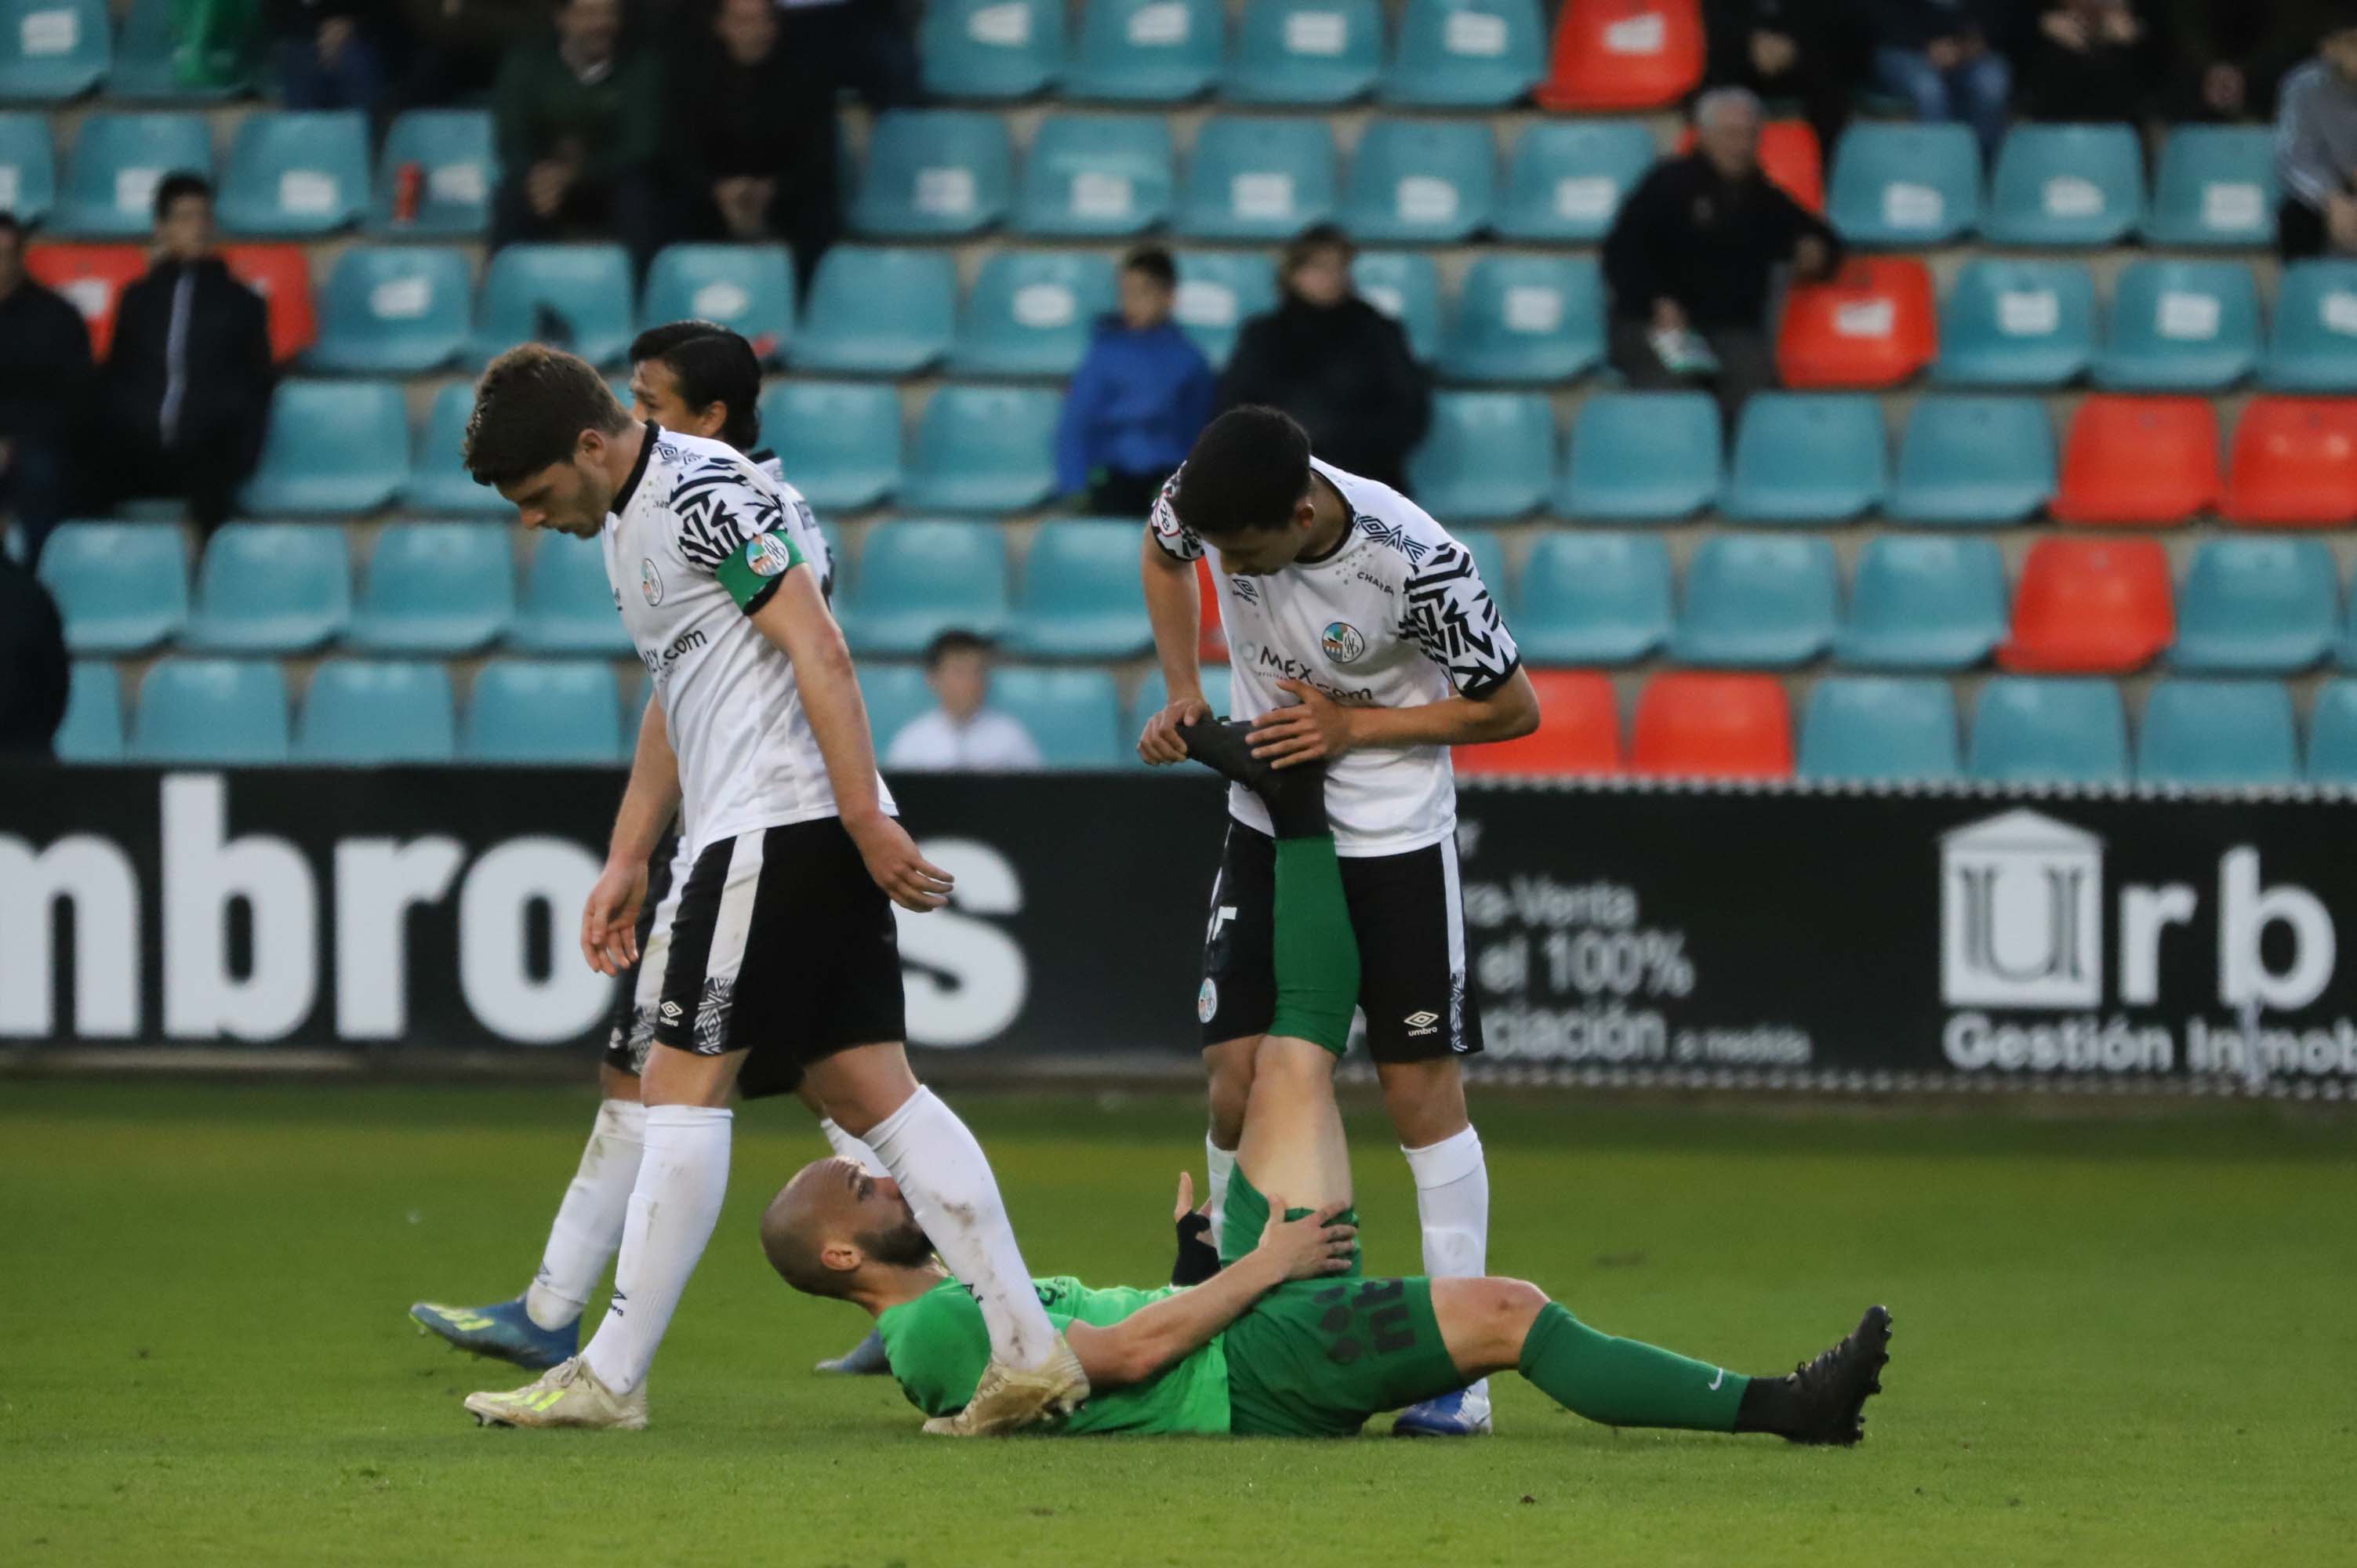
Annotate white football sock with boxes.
[580,1104,732,1395]
[1203,1134,1238,1253]
[863,1087,1056,1370]
[1404,1124,1490,1404]
[819,1116,890,1178]
[524,1098,646,1331]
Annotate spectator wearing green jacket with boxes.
[492,0,663,271]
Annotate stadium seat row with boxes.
[0,0,246,102]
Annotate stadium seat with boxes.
[1669,534,1839,668]
[2261,260,2357,392]
[2137,679,2301,786]
[1555,390,1718,521]
[35,520,187,652]
[130,658,291,764]
[1630,671,1792,778]
[863,662,935,757]
[794,245,955,375]
[304,245,472,373]
[369,109,494,236]
[1833,535,2008,670]
[1171,249,1275,365]
[296,659,458,764]
[1721,393,1887,523]
[1510,531,1672,665]
[21,241,142,354]
[1454,669,1621,775]
[1223,0,1382,103]
[1826,122,1978,246]
[760,382,902,514]
[2169,538,2338,674]
[218,242,318,362]
[471,243,633,368]
[403,383,507,517]
[182,522,351,653]
[2224,396,2357,527]
[1676,118,1824,212]
[1066,0,1222,100]
[1338,118,1495,242]
[0,112,55,223]
[1931,258,2095,387]
[1967,676,2129,783]
[1175,115,1337,239]
[1006,521,1153,658]
[2306,681,2357,784]
[1887,395,2054,524]
[1775,256,1936,389]
[641,245,794,361]
[899,387,1059,513]
[1436,255,1602,383]
[1404,391,1553,521]
[2144,125,2275,249]
[837,520,1011,655]
[511,534,630,655]
[2092,260,2261,390]
[348,523,515,654]
[0,0,107,99]
[238,380,408,515]
[1352,250,1441,361]
[1534,0,1701,111]
[852,109,1012,237]
[1984,123,2144,246]
[1015,114,1175,236]
[2051,394,2220,525]
[1382,0,1542,106]
[463,660,621,765]
[919,0,1063,98]
[950,250,1118,377]
[55,660,122,761]
[1494,118,1654,242]
[1799,677,1961,781]
[110,0,238,99]
[216,110,366,235]
[55,112,211,236]
[992,668,1124,767]
[1997,537,2174,674]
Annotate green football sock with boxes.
[1220,1166,1360,1276]
[1518,1302,1746,1432]
[1264,833,1360,1058]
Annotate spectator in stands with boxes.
[1861,0,2014,158]
[492,0,663,270]
[1217,225,1429,495]
[2021,0,2166,124]
[2277,24,2357,260]
[0,550,67,759]
[883,630,1044,772]
[777,0,921,111]
[95,176,274,539]
[2170,0,2343,122]
[1055,247,1216,517]
[1603,88,1840,420]
[0,212,94,568]
[671,0,841,292]
[266,0,390,121]
[1701,0,1859,162]
[393,0,543,107]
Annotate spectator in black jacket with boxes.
[1603,89,1841,419]
[1862,0,2015,158]
[1215,225,1429,495]
[267,0,389,120]
[672,0,840,294]
[1701,0,1859,164]
[2021,0,2167,124]
[0,212,94,567]
[0,553,69,759]
[2170,0,2345,122]
[96,175,276,538]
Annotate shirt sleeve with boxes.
[1401,541,1521,699]
[1146,466,1204,562]
[671,460,804,614]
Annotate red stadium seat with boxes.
[2223,397,2357,528]
[1996,538,2174,674]
[1630,672,1794,779]
[1535,0,1704,111]
[24,242,145,357]
[220,243,320,365]
[1676,118,1825,213]
[2050,394,2220,526]
[1455,670,1622,776]
[1776,256,1936,389]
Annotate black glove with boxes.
[1170,1210,1222,1287]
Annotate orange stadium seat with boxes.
[1776,256,1935,388]
[1195,556,1226,663]
[2050,394,2220,526]
[2223,397,2357,528]
[1455,670,1622,776]
[220,243,319,363]
[1534,0,1703,111]
[1997,538,2174,674]
[23,241,145,356]
[1676,118,1823,212]
[1630,671,1793,779]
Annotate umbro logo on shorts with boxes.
[1404,1010,1440,1037]
[660,1000,683,1022]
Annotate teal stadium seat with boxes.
[2145,125,2275,249]
[36,521,187,652]
[1066,0,1222,101]
[852,110,1012,237]
[900,386,1059,512]
[216,110,367,235]
[1223,0,1382,103]
[349,522,515,653]
[761,382,902,514]
[472,243,634,367]
[1495,119,1654,243]
[1827,122,1978,246]
[1176,116,1337,239]
[239,380,408,514]
[404,383,508,517]
[0,0,107,100]
[1339,118,1495,242]
[130,658,290,764]
[794,245,955,374]
[512,534,629,655]
[1351,250,1440,360]
[1669,534,1839,668]
[56,112,210,236]
[2305,680,2357,785]
[1799,676,1961,780]
[55,660,123,761]
[369,110,495,236]
[111,0,240,100]
[950,250,1118,377]
[2093,260,2261,391]
[992,667,1124,766]
[1006,521,1153,657]
[1555,390,1719,521]
[2261,261,2357,392]
[1887,395,2054,524]
[1382,0,1542,107]
[183,522,350,652]
[837,519,1010,655]
[1832,535,2008,670]
[641,245,794,361]
[1171,249,1275,365]
[304,245,472,373]
[2137,679,2301,786]
[1016,114,1174,236]
[1436,254,1602,383]
[1510,532,1672,665]
[2170,538,2337,675]
[920,0,1063,98]
[1967,677,2129,783]
[0,113,56,223]
[463,660,620,764]
[1984,123,2143,246]
[1722,393,1886,523]
[1404,391,1552,521]
[1932,258,2096,387]
[297,659,457,763]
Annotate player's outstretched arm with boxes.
[1138,531,1208,765]
[581,693,683,976]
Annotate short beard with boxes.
[859,1214,934,1269]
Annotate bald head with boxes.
[761,1158,934,1302]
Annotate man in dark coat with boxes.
[0,211,95,565]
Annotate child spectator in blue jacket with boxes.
[1055,247,1217,517]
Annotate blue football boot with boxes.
[1392,1381,1494,1437]
[410,1295,578,1371]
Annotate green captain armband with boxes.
[714,531,805,614]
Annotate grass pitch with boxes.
[4,1080,2354,1567]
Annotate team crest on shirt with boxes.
[1321,622,1367,664]
[641,557,664,606]
[1198,978,1218,1024]
[746,533,795,578]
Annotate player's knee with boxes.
[1479,1279,1550,1345]
[1204,1045,1256,1145]
[1249,1035,1332,1095]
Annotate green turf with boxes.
[5,1081,2355,1566]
